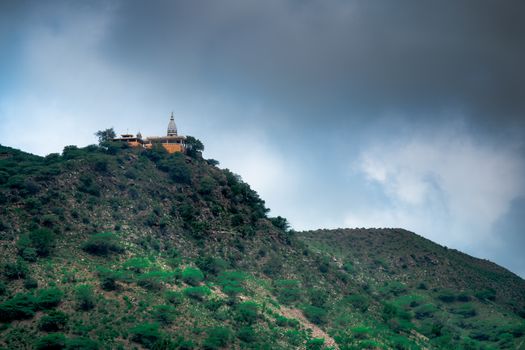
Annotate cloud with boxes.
[355,127,525,254]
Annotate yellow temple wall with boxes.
[162,143,184,154]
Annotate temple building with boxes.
[113,113,186,154]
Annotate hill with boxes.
[0,141,524,350]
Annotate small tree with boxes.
[95,128,116,144]
[185,136,204,158]
[75,285,95,311]
[27,228,56,257]
[182,267,204,286]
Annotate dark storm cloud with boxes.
[101,0,525,129]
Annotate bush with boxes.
[123,257,150,273]
[38,310,69,331]
[184,286,211,301]
[196,256,229,276]
[237,326,257,343]
[36,287,64,309]
[309,289,328,308]
[276,316,300,328]
[137,271,173,291]
[217,270,245,297]
[302,305,327,325]
[20,247,38,262]
[0,293,37,321]
[182,267,204,286]
[475,288,496,301]
[235,302,259,324]
[274,279,302,304]
[306,338,324,350]
[75,285,95,311]
[24,277,38,289]
[81,232,123,256]
[457,292,471,302]
[4,259,29,280]
[18,229,54,259]
[130,322,162,349]
[203,327,232,350]
[65,337,100,350]
[151,304,176,325]
[437,289,456,303]
[344,294,369,312]
[164,291,184,305]
[414,304,438,319]
[34,333,67,350]
[198,176,216,195]
[97,267,123,291]
[452,303,477,318]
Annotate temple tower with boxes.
[167,112,178,136]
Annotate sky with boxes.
[1,0,524,277]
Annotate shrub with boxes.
[4,259,29,280]
[217,270,245,297]
[235,301,259,324]
[130,322,162,349]
[77,175,100,196]
[384,281,407,296]
[137,271,173,291]
[457,292,471,302]
[309,288,328,308]
[475,288,496,301]
[24,277,38,289]
[437,289,456,303]
[164,291,184,305]
[452,303,477,318]
[38,310,69,331]
[184,286,211,301]
[269,216,290,231]
[196,256,229,276]
[198,176,216,195]
[274,279,302,304]
[75,285,95,311]
[351,327,371,340]
[36,287,64,309]
[344,294,369,312]
[123,257,150,273]
[65,337,100,350]
[0,281,6,295]
[182,267,204,286]
[97,267,123,291]
[0,293,37,321]
[151,304,176,325]
[237,326,257,343]
[414,304,438,319]
[203,327,232,350]
[276,316,300,328]
[20,247,38,262]
[166,156,192,184]
[81,232,123,256]
[34,333,67,350]
[302,305,327,325]
[306,338,324,350]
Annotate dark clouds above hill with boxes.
[98,0,525,127]
[1,0,524,276]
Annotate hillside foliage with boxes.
[0,142,524,349]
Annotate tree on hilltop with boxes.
[95,128,116,144]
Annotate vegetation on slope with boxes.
[0,139,524,350]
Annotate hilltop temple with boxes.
[113,113,186,154]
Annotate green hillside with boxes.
[0,140,524,350]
